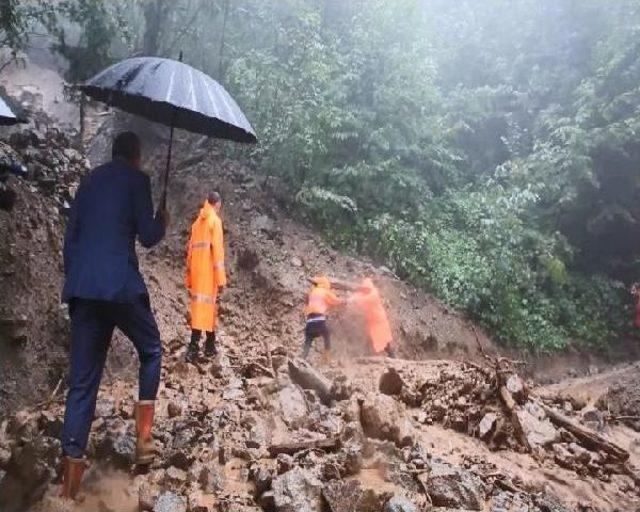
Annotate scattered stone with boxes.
[139,483,160,511]
[419,462,484,510]
[270,466,322,512]
[478,412,497,440]
[385,495,418,512]
[167,401,182,418]
[322,480,362,512]
[153,491,187,512]
[379,367,404,396]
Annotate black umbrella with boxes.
[77,56,257,204]
[0,88,28,126]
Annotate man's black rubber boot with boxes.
[204,333,218,357]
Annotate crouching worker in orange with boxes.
[302,276,343,362]
[185,191,226,362]
[349,278,396,357]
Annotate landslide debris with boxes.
[0,118,88,414]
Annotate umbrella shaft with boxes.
[162,125,174,208]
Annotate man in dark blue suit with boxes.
[59,132,167,499]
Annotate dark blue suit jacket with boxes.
[62,158,165,303]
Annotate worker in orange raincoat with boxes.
[349,278,395,357]
[632,283,640,330]
[185,191,227,361]
[302,276,343,362]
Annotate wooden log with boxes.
[540,404,629,461]
[288,358,333,404]
[268,437,339,457]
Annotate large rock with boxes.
[277,385,308,428]
[515,402,559,448]
[268,466,322,512]
[288,359,333,404]
[418,462,484,510]
[360,393,414,447]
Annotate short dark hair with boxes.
[208,191,221,205]
[112,132,141,162]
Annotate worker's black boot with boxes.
[204,332,218,357]
[186,331,200,363]
[385,344,396,358]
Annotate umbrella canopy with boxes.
[78,56,256,143]
[0,88,28,126]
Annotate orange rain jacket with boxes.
[185,201,227,332]
[350,278,392,353]
[305,276,342,316]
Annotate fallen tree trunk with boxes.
[268,437,339,457]
[541,404,629,461]
[288,358,333,404]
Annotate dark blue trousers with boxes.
[61,296,162,458]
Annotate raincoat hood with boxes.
[199,200,216,220]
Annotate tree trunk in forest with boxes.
[142,0,169,56]
[217,0,230,81]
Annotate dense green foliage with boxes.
[5,0,639,350]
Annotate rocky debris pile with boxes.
[3,339,622,512]
[0,118,88,214]
[375,360,638,487]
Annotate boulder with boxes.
[418,462,484,510]
[515,403,559,448]
[288,359,333,404]
[270,466,323,512]
[277,385,308,427]
[360,393,414,447]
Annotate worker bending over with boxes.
[185,191,226,362]
[349,278,396,357]
[302,276,343,363]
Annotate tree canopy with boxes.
[4,0,640,351]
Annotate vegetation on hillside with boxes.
[3,0,639,350]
